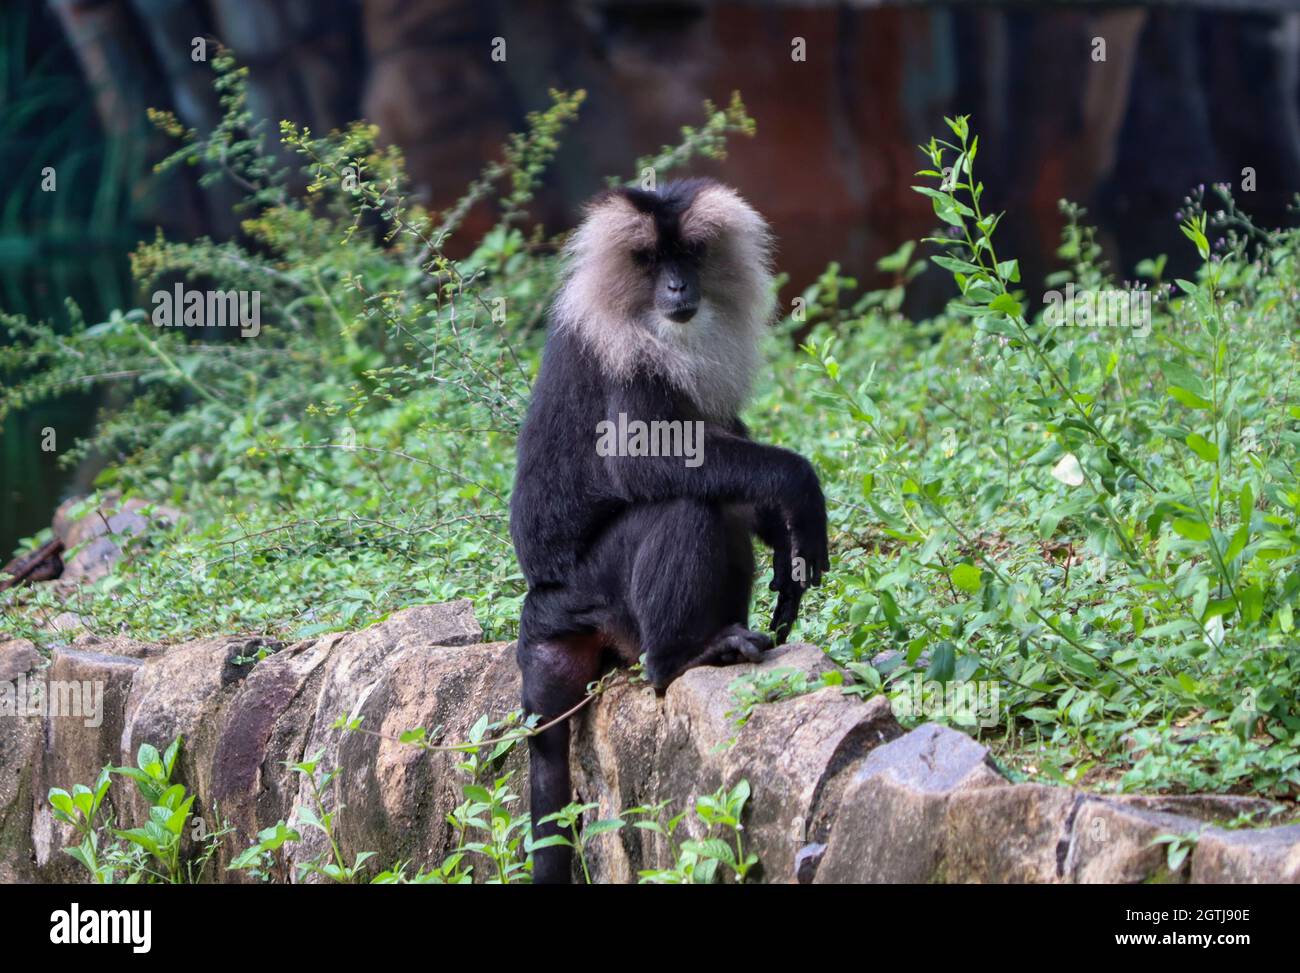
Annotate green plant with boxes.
[48,737,232,883]
[635,779,759,884]
[443,715,533,884]
[724,666,839,728]
[290,750,376,883]
[231,713,535,884]
[1149,829,1200,874]
[787,116,1300,795]
[532,802,625,885]
[47,767,119,883]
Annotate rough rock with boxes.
[119,636,276,827]
[570,678,665,882]
[794,842,826,884]
[46,612,88,635]
[69,632,167,659]
[815,723,1006,883]
[0,638,41,683]
[0,640,44,881]
[281,600,487,880]
[945,784,1082,883]
[294,639,522,881]
[1067,799,1202,883]
[6,599,1298,885]
[209,636,336,880]
[30,645,143,879]
[1192,824,1300,883]
[1114,793,1282,826]
[53,494,183,582]
[572,643,900,883]
[27,601,483,882]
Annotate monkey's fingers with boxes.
[770,588,802,644]
[768,536,794,592]
[790,544,826,587]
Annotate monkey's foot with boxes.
[650,626,775,689]
[708,624,773,664]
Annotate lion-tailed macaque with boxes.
[510,179,828,883]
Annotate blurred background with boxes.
[3,0,1300,556]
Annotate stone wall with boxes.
[1,601,1295,883]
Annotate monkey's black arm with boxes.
[727,418,810,641]
[730,419,794,547]
[604,422,829,589]
[753,504,804,643]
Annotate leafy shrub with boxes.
[48,738,231,883]
[7,52,1300,802]
[51,724,759,884]
[0,53,753,644]
[793,117,1300,795]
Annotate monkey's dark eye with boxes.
[631,248,655,267]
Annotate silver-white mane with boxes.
[552,184,776,420]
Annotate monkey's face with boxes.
[636,241,703,324]
[560,178,771,334]
[554,179,775,415]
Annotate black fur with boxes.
[510,184,829,883]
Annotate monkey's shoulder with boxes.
[529,326,700,425]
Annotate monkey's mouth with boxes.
[664,304,698,324]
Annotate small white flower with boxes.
[1050,452,1084,487]
[1205,614,1224,648]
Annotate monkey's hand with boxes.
[786,472,830,589]
[769,583,803,645]
[766,477,829,644]
[766,529,800,644]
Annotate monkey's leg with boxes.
[625,499,765,689]
[646,623,774,688]
[518,633,603,884]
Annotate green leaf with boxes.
[581,818,626,841]
[1239,482,1254,524]
[925,641,957,683]
[1223,523,1249,564]
[950,563,983,594]
[1168,386,1213,410]
[48,789,76,819]
[989,293,1022,318]
[686,838,737,867]
[1172,518,1211,542]
[930,255,982,275]
[1240,584,1263,624]
[1021,707,1058,723]
[136,743,162,776]
[1185,433,1219,463]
